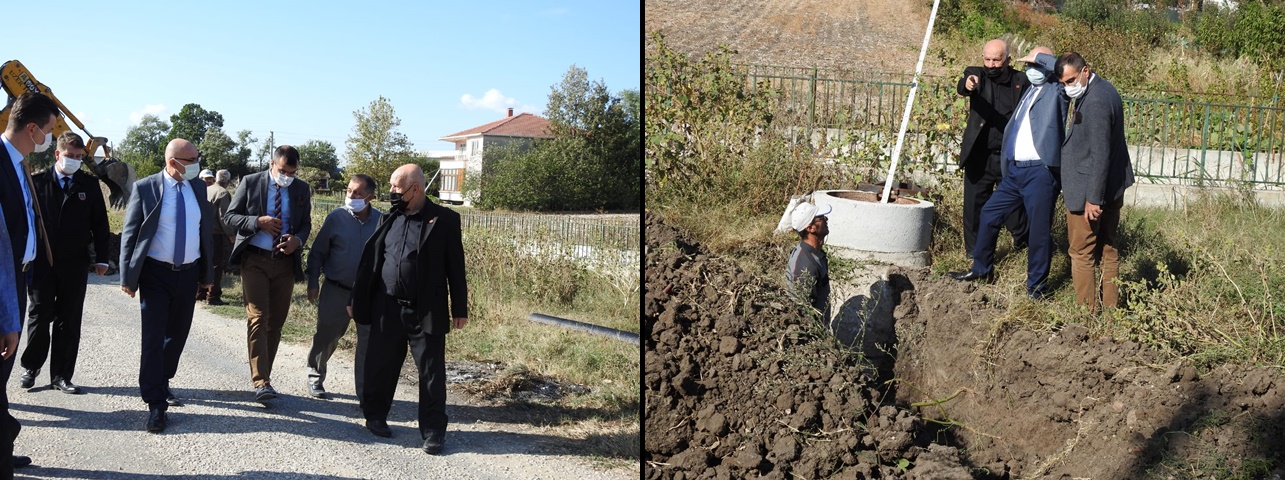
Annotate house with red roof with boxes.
[436,108,553,205]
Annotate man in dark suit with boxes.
[950,47,1069,299]
[18,132,111,395]
[1056,52,1135,311]
[0,92,59,473]
[119,138,215,433]
[957,38,1030,256]
[348,164,467,455]
[223,146,311,403]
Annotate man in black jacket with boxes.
[18,132,111,394]
[958,39,1029,256]
[348,164,467,455]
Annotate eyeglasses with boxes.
[171,156,199,164]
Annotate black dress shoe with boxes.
[422,430,445,455]
[18,369,37,389]
[207,298,227,306]
[12,455,31,468]
[166,391,183,407]
[948,270,993,282]
[366,418,392,438]
[51,378,82,394]
[146,408,167,433]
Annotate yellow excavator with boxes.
[0,59,135,208]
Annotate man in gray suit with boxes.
[1056,52,1135,311]
[950,47,1068,299]
[119,138,215,432]
[224,146,311,403]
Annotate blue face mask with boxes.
[1025,66,1047,85]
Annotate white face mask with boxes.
[58,156,82,175]
[179,161,201,181]
[1025,66,1047,85]
[1065,70,1089,99]
[345,197,368,212]
[31,130,52,154]
[272,169,295,188]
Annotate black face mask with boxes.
[389,191,409,213]
[984,66,1005,78]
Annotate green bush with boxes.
[1189,0,1285,67]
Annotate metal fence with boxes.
[310,197,638,251]
[736,63,1285,186]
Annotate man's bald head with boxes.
[1031,46,1053,57]
[982,39,1009,70]
[389,164,427,213]
[165,138,197,159]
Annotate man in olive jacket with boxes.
[1056,52,1135,311]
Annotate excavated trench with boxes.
[645,214,1285,478]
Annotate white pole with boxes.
[881,0,942,203]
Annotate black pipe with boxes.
[528,313,640,345]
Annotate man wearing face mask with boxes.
[224,146,312,403]
[119,138,216,432]
[950,47,1068,300]
[18,132,111,396]
[0,91,60,472]
[347,164,467,455]
[303,174,381,400]
[1055,52,1134,311]
[957,38,1030,258]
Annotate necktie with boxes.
[62,177,70,192]
[20,160,54,267]
[175,182,187,266]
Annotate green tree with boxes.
[231,130,258,178]
[197,127,239,175]
[344,96,415,188]
[167,103,224,145]
[118,113,171,177]
[296,140,341,179]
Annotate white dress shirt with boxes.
[1014,84,1044,162]
[2,134,36,264]
[146,174,201,265]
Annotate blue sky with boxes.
[5,1,640,162]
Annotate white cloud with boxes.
[519,104,540,115]
[459,89,518,114]
[129,104,167,124]
[73,111,91,123]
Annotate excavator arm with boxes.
[0,59,134,208]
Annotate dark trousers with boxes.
[209,234,232,300]
[22,264,90,382]
[964,151,1029,255]
[970,161,1060,295]
[138,260,199,409]
[361,292,448,439]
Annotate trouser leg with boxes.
[50,267,89,382]
[20,269,55,374]
[307,283,351,386]
[1019,165,1058,296]
[970,167,1024,275]
[1067,209,1099,309]
[262,258,294,384]
[163,268,199,382]
[243,253,272,387]
[1098,199,1124,310]
[355,323,369,401]
[361,295,408,422]
[408,326,448,438]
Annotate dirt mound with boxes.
[644,215,970,479]
[891,269,1285,478]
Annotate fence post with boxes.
[809,66,817,126]
[1200,103,1210,178]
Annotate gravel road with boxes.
[8,274,633,479]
